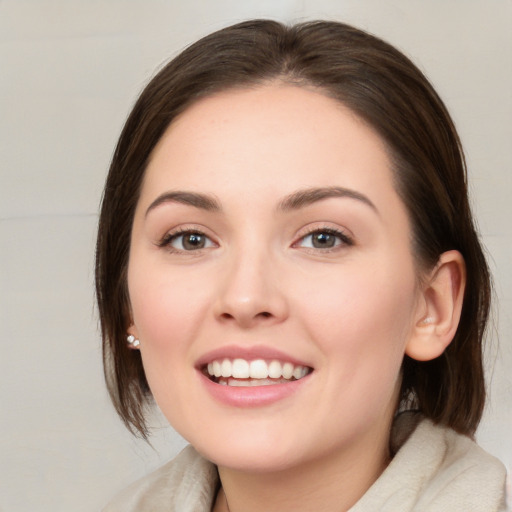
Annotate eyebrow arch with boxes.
[277,186,378,214]
[145,191,221,217]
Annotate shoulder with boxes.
[412,419,507,509]
[351,415,508,511]
[103,445,218,512]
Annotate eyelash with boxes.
[157,228,216,253]
[157,226,353,254]
[294,227,354,252]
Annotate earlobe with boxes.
[126,324,140,349]
[127,321,139,338]
[405,250,466,362]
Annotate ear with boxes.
[126,307,138,338]
[127,323,139,338]
[406,250,466,361]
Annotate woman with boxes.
[97,20,507,511]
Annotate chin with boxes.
[205,450,300,474]
[191,430,307,473]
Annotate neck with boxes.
[213,426,391,512]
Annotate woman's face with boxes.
[128,85,424,473]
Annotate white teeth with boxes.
[232,359,250,378]
[268,360,282,379]
[213,360,222,378]
[292,366,303,380]
[225,379,247,387]
[221,359,231,378]
[227,378,286,387]
[250,359,268,379]
[205,358,310,382]
[282,362,294,379]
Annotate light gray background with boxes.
[1,1,510,510]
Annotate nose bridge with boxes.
[215,237,287,327]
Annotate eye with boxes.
[160,230,215,252]
[296,228,352,250]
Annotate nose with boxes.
[213,249,289,329]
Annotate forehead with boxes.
[140,85,403,219]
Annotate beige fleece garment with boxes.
[104,417,507,511]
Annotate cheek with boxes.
[297,260,417,381]
[129,261,207,344]
[127,261,215,410]
[127,263,212,423]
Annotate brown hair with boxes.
[96,19,490,438]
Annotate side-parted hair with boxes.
[96,20,490,438]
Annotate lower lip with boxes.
[198,371,311,407]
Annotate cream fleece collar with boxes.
[104,415,507,512]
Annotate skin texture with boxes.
[127,85,465,512]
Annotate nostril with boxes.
[219,311,272,322]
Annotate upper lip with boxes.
[195,345,313,370]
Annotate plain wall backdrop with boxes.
[1,1,510,510]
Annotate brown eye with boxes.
[182,233,206,250]
[311,232,336,248]
[297,229,352,250]
[168,231,214,251]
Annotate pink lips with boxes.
[195,345,311,369]
[199,370,311,407]
[195,345,313,408]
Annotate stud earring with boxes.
[127,334,140,348]
[421,316,434,325]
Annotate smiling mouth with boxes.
[203,358,312,387]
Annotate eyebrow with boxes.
[277,186,378,214]
[145,191,221,217]
[145,186,378,217]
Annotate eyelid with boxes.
[156,225,218,252]
[292,224,354,250]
